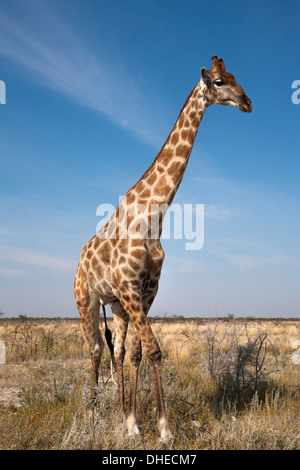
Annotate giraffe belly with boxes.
[91,281,118,306]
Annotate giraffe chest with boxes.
[107,239,164,295]
[141,241,165,293]
[81,235,164,304]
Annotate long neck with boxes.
[130,80,209,207]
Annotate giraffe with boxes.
[74,56,252,441]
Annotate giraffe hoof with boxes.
[127,429,140,440]
[126,416,140,438]
[160,430,174,444]
[158,417,174,445]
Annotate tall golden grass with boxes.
[0,317,299,450]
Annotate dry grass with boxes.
[0,317,299,450]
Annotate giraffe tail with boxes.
[102,304,116,368]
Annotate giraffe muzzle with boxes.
[239,94,252,113]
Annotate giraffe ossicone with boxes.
[74,56,251,441]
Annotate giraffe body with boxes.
[74,56,252,440]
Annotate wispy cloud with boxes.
[205,204,234,220]
[0,266,27,278]
[0,0,166,147]
[164,254,203,273]
[0,245,76,273]
[212,248,289,272]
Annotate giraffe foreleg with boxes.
[126,290,156,437]
[119,287,173,441]
[127,333,142,437]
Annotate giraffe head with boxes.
[201,56,252,113]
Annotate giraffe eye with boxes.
[214,79,223,87]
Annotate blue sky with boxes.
[0,0,299,317]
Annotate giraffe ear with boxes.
[201,67,211,87]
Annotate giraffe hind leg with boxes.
[110,301,129,419]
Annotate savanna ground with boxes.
[0,316,299,450]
